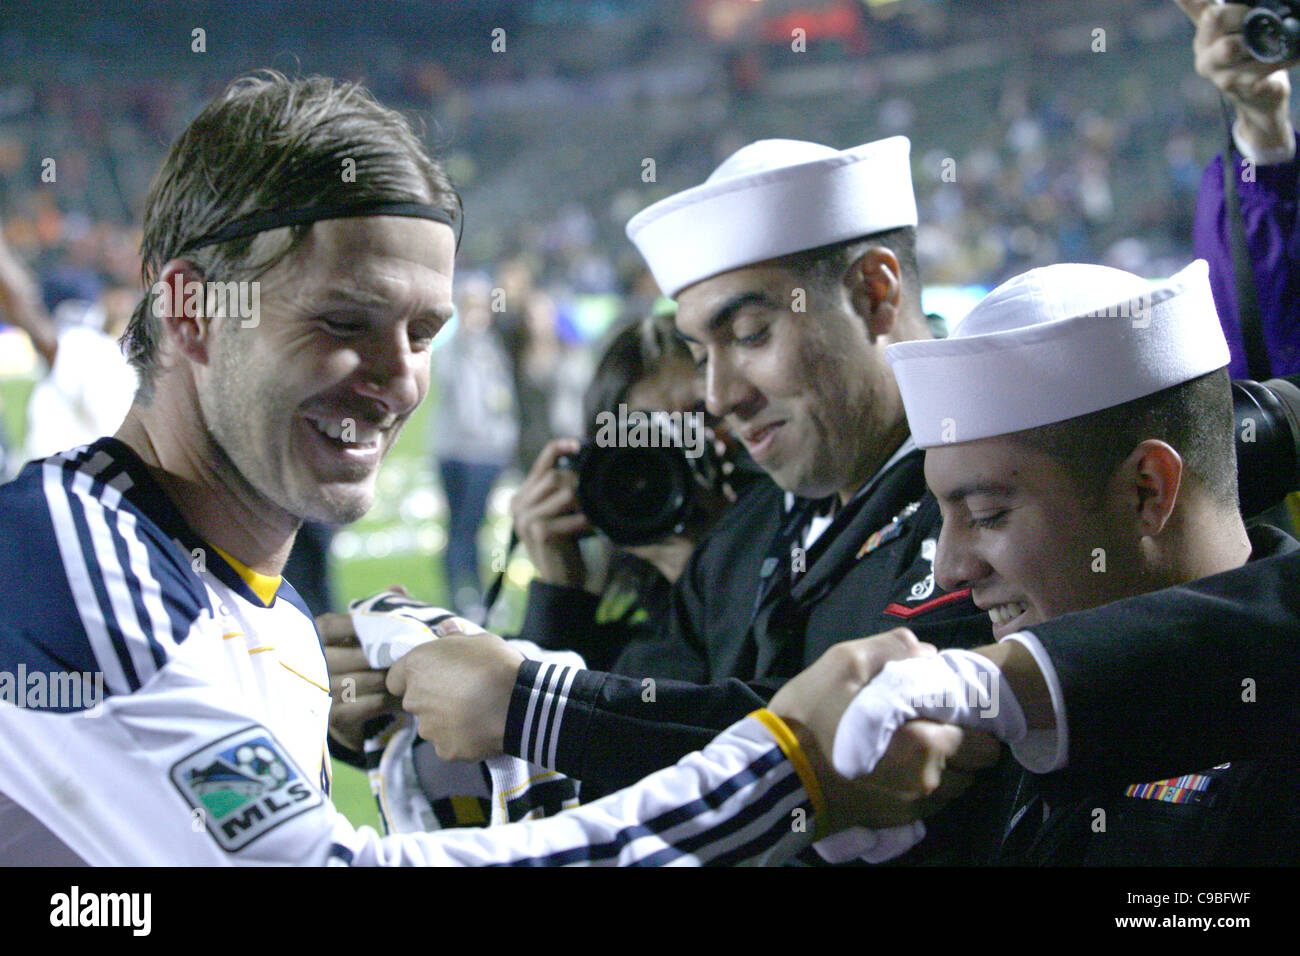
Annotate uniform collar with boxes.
[83,437,284,608]
[782,434,918,517]
[1246,522,1300,560]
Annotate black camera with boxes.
[558,411,758,547]
[1233,373,1300,517]
[1235,1,1300,63]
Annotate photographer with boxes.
[1179,0,1300,378]
[509,312,745,675]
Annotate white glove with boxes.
[832,649,1027,780]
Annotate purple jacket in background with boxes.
[1194,135,1300,379]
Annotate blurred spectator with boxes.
[0,0,1253,304]
[0,224,136,466]
[1174,0,1300,536]
[492,259,554,470]
[431,276,519,621]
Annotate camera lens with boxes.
[576,445,693,546]
[1233,375,1300,517]
[1242,8,1300,63]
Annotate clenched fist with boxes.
[770,630,1000,833]
[385,628,526,761]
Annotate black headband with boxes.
[177,200,461,255]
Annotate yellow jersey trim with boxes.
[279,660,330,695]
[750,708,829,841]
[212,545,282,607]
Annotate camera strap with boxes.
[1221,98,1275,381]
[480,530,517,625]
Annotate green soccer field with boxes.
[1,369,531,834]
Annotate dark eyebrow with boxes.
[944,481,1016,505]
[310,288,454,323]
[677,291,778,343]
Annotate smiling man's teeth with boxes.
[988,602,1029,626]
[310,419,380,445]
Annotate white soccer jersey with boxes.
[0,439,814,865]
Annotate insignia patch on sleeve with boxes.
[171,725,323,851]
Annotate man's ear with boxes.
[1121,439,1183,537]
[844,246,902,339]
[152,259,213,366]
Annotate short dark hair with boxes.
[122,70,460,394]
[1008,367,1239,510]
[779,225,921,306]
[583,312,695,438]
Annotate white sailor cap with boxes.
[625,137,918,298]
[886,260,1230,449]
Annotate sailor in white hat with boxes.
[888,258,1249,641]
[822,259,1280,864]
[627,136,929,504]
[624,137,1004,863]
